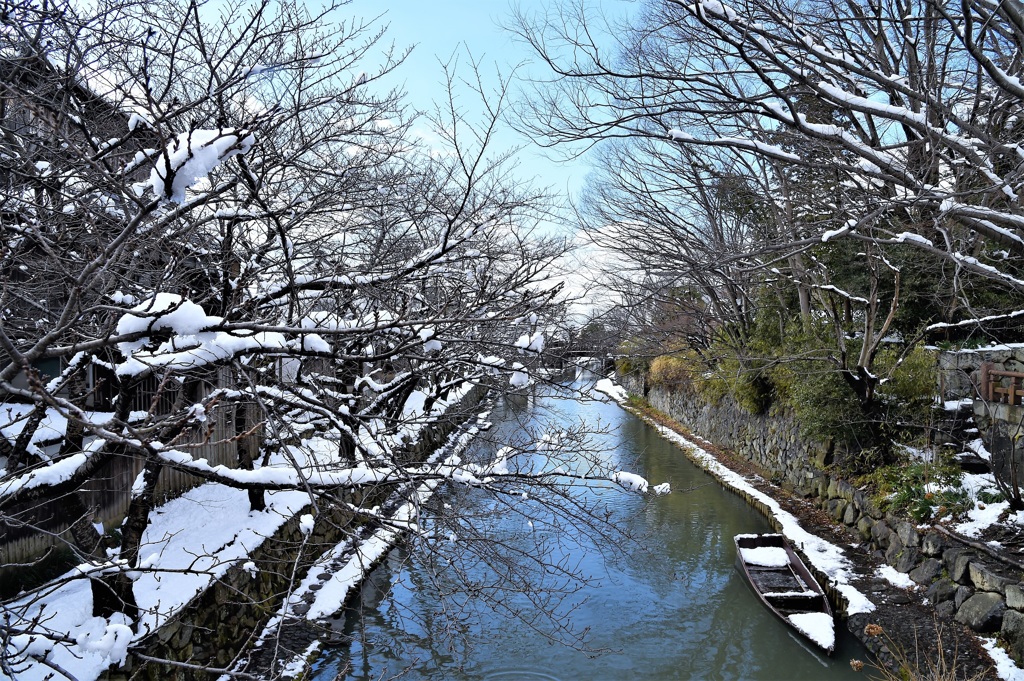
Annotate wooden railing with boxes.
[980,363,1024,406]
[0,401,262,571]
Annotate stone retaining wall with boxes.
[619,371,1024,664]
[618,373,831,490]
[812,475,1024,662]
[102,383,488,681]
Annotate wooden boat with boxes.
[734,533,835,654]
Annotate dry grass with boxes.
[849,622,992,681]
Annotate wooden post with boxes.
[981,362,992,401]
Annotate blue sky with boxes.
[360,0,598,220]
[353,0,636,310]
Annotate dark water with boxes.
[311,378,870,680]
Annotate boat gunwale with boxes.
[734,533,835,655]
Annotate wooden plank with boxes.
[1,401,250,566]
[982,362,993,401]
[990,370,1024,379]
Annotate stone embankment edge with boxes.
[607,394,915,671]
[617,372,1024,679]
[102,384,491,681]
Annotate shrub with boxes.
[692,368,730,405]
[614,356,649,378]
[977,488,1006,504]
[781,359,872,448]
[730,370,774,415]
[876,344,939,437]
[614,338,650,377]
[867,456,970,522]
[649,354,694,388]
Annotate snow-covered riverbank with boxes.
[2,388,490,681]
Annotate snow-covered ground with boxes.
[985,638,1024,681]
[2,482,312,681]
[593,377,629,403]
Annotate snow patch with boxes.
[877,564,915,588]
[611,470,649,493]
[150,128,255,203]
[981,636,1024,680]
[514,331,545,354]
[740,546,790,568]
[509,363,529,387]
[594,378,628,403]
[787,612,835,652]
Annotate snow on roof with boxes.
[1,413,503,681]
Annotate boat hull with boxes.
[734,533,835,655]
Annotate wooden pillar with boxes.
[981,362,992,401]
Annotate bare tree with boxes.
[513,0,1024,299]
[0,2,665,678]
[508,0,1024,460]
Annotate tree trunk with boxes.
[58,366,89,458]
[236,404,266,512]
[238,445,266,512]
[788,254,813,333]
[7,402,46,472]
[92,455,161,623]
[338,416,358,463]
[65,492,103,559]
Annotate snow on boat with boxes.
[734,533,835,654]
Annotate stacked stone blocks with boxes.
[620,372,1024,664]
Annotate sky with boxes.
[355,0,601,227]
[355,1,638,316]
[329,0,627,317]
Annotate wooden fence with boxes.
[980,363,1024,407]
[0,401,261,571]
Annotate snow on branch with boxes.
[150,129,255,203]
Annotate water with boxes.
[311,377,869,680]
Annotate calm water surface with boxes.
[311,377,869,680]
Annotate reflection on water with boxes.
[311,377,869,680]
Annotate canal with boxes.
[311,376,870,680]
